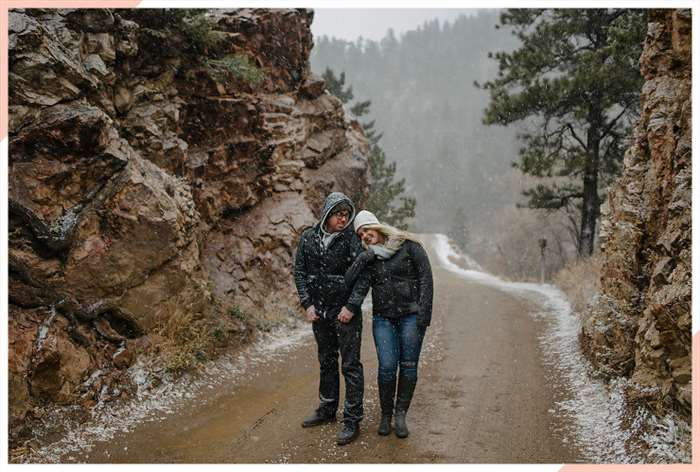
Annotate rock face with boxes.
[581,9,691,419]
[8,8,370,445]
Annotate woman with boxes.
[345,210,433,438]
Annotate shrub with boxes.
[180,12,227,55]
[118,9,226,59]
[206,54,265,85]
[553,254,603,317]
[211,323,226,342]
[227,305,250,323]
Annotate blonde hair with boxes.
[360,223,422,251]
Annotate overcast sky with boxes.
[311,9,478,42]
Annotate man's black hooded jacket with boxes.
[293,192,368,318]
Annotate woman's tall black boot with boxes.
[394,376,417,438]
[377,381,395,436]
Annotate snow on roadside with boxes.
[432,233,690,463]
[25,319,312,463]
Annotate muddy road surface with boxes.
[63,236,581,463]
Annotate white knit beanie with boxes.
[353,210,380,233]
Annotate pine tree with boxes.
[365,146,416,229]
[479,9,645,256]
[322,68,416,229]
[321,68,354,103]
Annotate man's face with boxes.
[326,209,350,233]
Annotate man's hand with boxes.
[305,305,320,323]
[337,306,354,324]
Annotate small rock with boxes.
[651,256,674,286]
[84,54,108,76]
[113,86,133,114]
[112,343,134,369]
[299,74,325,99]
[84,32,116,62]
[66,9,115,32]
[94,318,126,343]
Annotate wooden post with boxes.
[539,238,547,283]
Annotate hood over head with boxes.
[318,192,356,232]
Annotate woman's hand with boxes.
[337,306,354,323]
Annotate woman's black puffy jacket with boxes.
[345,240,433,327]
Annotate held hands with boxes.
[337,306,354,324]
[305,305,320,323]
[306,305,354,323]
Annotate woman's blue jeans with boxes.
[372,313,426,384]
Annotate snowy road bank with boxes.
[433,234,690,463]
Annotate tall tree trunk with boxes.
[579,112,602,257]
[577,15,608,258]
[579,161,599,257]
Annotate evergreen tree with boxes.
[322,68,416,229]
[365,146,416,229]
[321,68,354,103]
[479,9,646,256]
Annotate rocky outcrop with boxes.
[581,9,691,418]
[8,8,370,446]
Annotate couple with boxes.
[293,192,433,445]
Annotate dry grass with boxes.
[153,302,252,375]
[152,299,297,375]
[157,313,214,373]
[553,253,603,316]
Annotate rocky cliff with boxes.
[581,9,691,422]
[8,8,370,446]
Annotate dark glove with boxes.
[361,248,376,262]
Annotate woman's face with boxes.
[357,227,384,246]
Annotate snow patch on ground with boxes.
[432,233,690,463]
[26,319,312,463]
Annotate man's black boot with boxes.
[377,381,395,436]
[336,421,360,445]
[394,376,417,439]
[301,408,336,428]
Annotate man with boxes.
[293,191,368,445]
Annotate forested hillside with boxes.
[311,12,575,277]
[311,11,522,233]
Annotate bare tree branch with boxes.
[566,122,588,150]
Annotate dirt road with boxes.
[64,236,581,463]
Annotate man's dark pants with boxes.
[312,310,364,424]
